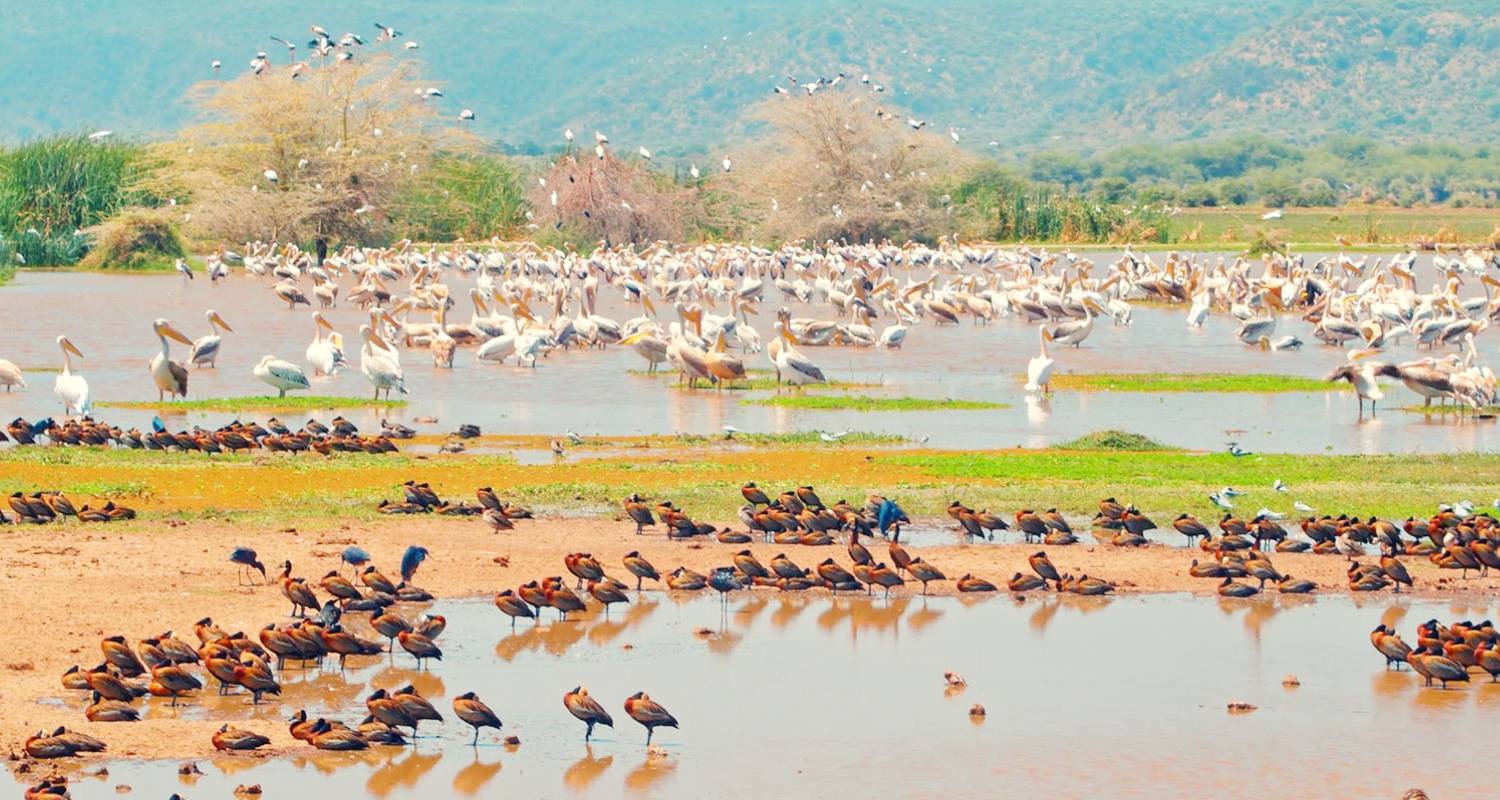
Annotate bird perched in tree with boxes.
[401,546,429,583]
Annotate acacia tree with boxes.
[725,88,969,244]
[527,148,692,245]
[164,51,466,245]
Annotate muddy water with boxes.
[13,593,1496,798]
[0,252,1495,454]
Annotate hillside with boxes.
[2,0,1496,154]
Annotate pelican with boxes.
[1326,349,1385,417]
[148,319,194,402]
[54,336,89,415]
[305,313,343,376]
[704,330,747,388]
[0,359,24,392]
[768,321,826,385]
[189,310,233,368]
[360,324,407,399]
[430,305,456,368]
[877,324,907,349]
[253,355,311,397]
[1046,300,1102,347]
[1024,327,1055,394]
[620,331,668,372]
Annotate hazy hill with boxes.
[3,0,1496,154]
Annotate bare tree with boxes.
[161,51,468,245]
[527,148,691,244]
[724,88,970,243]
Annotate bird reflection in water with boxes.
[452,756,502,796]
[366,749,442,797]
[563,744,613,791]
[625,752,677,793]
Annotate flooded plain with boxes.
[12,593,1496,798]
[0,251,1495,455]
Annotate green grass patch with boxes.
[1054,430,1173,451]
[98,395,407,412]
[631,368,878,392]
[1049,372,1333,393]
[744,395,1006,412]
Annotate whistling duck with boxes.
[1015,510,1047,544]
[1277,575,1316,593]
[1474,643,1500,681]
[1379,555,1414,592]
[309,718,369,750]
[624,691,678,745]
[1028,552,1061,590]
[564,686,614,741]
[101,635,146,677]
[566,552,606,588]
[624,494,656,534]
[454,692,503,745]
[668,567,707,591]
[619,551,660,590]
[277,562,320,617]
[361,566,398,595]
[1413,647,1470,689]
[85,692,139,722]
[741,482,771,506]
[734,550,771,580]
[397,631,442,669]
[392,684,444,732]
[151,664,202,705]
[847,529,874,566]
[1217,577,1258,598]
[957,574,998,592]
[212,724,270,751]
[589,580,630,615]
[1370,625,1412,669]
[494,590,537,627]
[869,563,905,599]
[906,558,946,594]
[546,582,588,620]
[1189,559,1228,579]
[1244,555,1282,589]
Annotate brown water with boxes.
[13,593,1496,798]
[1,252,1496,454]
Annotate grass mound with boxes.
[99,395,406,412]
[1053,430,1172,451]
[1049,373,1332,393]
[79,207,185,271]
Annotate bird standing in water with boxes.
[623,691,678,745]
[564,686,614,741]
[453,692,502,745]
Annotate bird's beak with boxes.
[63,339,84,359]
[642,294,657,317]
[1348,347,1380,362]
[211,312,233,332]
[163,324,194,345]
[781,328,797,344]
[367,330,392,350]
[380,311,400,328]
[315,314,334,331]
[1041,328,1053,341]
[1484,275,1500,289]
[621,332,643,346]
[1264,292,1284,311]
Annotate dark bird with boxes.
[212,724,270,751]
[623,691,678,745]
[397,631,442,669]
[453,691,502,745]
[708,567,743,605]
[741,482,771,506]
[564,686,614,741]
[906,558,945,594]
[622,551,660,590]
[1028,551,1061,590]
[624,494,656,534]
[341,545,371,572]
[400,545,429,583]
[494,590,537,627]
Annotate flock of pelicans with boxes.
[4,241,1500,419]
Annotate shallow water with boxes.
[13,593,1497,798]
[1,251,1495,454]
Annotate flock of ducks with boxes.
[1,414,420,455]
[1370,619,1500,689]
[9,241,1500,421]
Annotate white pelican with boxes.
[1045,300,1102,348]
[430,305,456,368]
[1024,327,1055,395]
[54,336,90,415]
[620,331,668,372]
[189,310,233,368]
[253,355,311,397]
[475,333,517,363]
[148,319,194,402]
[360,324,407,399]
[305,312,344,376]
[1326,349,1385,417]
[0,358,24,392]
[877,324,908,349]
[704,331,747,388]
[768,321,826,385]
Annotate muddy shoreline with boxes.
[4,514,1496,767]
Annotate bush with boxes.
[78,208,186,270]
[1054,430,1170,451]
[394,152,528,242]
[0,133,157,265]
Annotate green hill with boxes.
[2,0,1495,153]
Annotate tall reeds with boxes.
[0,134,154,265]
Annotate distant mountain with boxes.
[3,1,1495,154]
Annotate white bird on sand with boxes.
[566,429,584,445]
[263,168,279,183]
[1293,501,1314,513]
[54,336,89,415]
[1272,479,1288,493]
[1209,493,1234,511]
[820,430,849,443]
[211,60,222,71]
[564,128,575,143]
[253,355,311,398]
[689,164,701,179]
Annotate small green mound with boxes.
[99,395,407,412]
[1049,372,1332,393]
[745,395,1006,412]
[78,207,186,271]
[1054,430,1173,451]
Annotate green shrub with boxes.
[393,152,528,242]
[0,134,158,265]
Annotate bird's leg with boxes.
[585,721,594,741]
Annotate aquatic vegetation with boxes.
[630,369,877,391]
[98,395,408,412]
[1048,372,1333,393]
[744,395,1006,411]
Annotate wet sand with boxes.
[4,513,1498,763]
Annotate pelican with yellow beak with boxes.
[704,330,747,388]
[305,312,342,376]
[54,336,90,415]
[148,319,194,401]
[189,310,233,368]
[621,330,669,373]
[1024,327,1055,395]
[1045,299,1105,348]
[1326,348,1385,417]
[360,323,407,400]
[769,320,826,385]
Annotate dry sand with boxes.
[3,513,1497,765]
